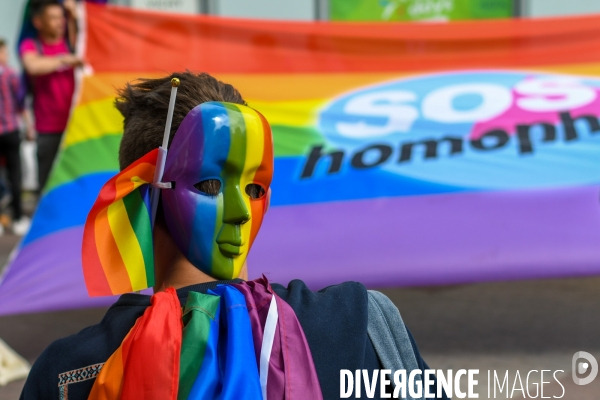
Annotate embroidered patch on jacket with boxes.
[58,363,104,400]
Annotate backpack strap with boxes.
[367,290,423,400]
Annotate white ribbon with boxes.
[259,295,279,400]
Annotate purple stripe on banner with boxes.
[0,227,117,316]
[249,186,600,288]
[1,186,599,316]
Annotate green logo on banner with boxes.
[331,0,513,22]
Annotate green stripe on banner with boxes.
[46,134,122,193]
[45,125,323,194]
[179,292,221,400]
[271,125,326,157]
[122,189,155,288]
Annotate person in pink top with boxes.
[20,0,83,191]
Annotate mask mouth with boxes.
[218,243,243,258]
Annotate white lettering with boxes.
[340,370,352,398]
[511,371,525,398]
[437,369,452,398]
[541,370,551,398]
[515,77,596,112]
[363,369,379,398]
[393,370,407,399]
[553,370,565,398]
[380,369,391,398]
[422,83,512,123]
[494,371,508,398]
[409,370,423,398]
[336,91,419,138]
[424,370,435,398]
[455,369,466,399]
[527,370,539,398]
[468,369,479,398]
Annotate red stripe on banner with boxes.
[86,3,600,74]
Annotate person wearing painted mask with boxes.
[21,72,448,400]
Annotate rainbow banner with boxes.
[1,3,600,315]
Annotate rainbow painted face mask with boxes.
[161,102,274,279]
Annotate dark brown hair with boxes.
[116,71,246,170]
[0,39,6,49]
[30,0,62,17]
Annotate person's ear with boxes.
[265,188,272,214]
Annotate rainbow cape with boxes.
[88,278,322,400]
[82,149,158,296]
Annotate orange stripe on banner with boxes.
[78,65,600,106]
[78,72,410,105]
[95,207,133,294]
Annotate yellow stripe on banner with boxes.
[106,200,148,291]
[64,96,325,151]
[246,98,326,128]
[64,97,123,149]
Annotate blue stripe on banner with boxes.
[23,172,116,246]
[270,157,466,206]
[22,157,466,248]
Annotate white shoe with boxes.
[12,216,31,236]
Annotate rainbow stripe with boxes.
[82,149,158,296]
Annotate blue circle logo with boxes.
[316,71,600,191]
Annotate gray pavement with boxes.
[0,230,599,399]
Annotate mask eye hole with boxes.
[193,179,221,196]
[245,183,266,200]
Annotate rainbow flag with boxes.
[88,279,321,400]
[82,148,158,297]
[2,3,600,315]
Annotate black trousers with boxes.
[0,130,22,219]
[37,133,63,191]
